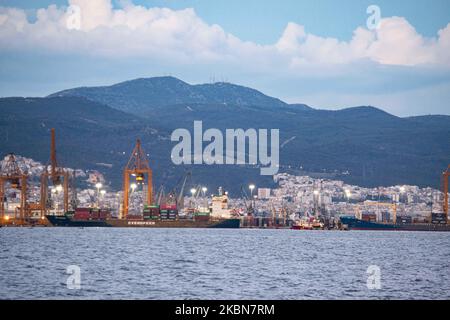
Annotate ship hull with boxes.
[106,218,240,228]
[340,216,450,232]
[46,215,240,229]
[45,215,110,227]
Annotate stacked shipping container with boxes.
[160,204,178,220]
[73,208,111,220]
[143,205,160,220]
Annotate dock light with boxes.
[136,173,144,183]
[399,186,406,193]
[225,191,228,195]
[190,188,196,196]
[100,190,106,196]
[55,185,63,193]
[51,188,57,194]
[130,183,137,191]
[344,189,351,202]
[202,187,207,193]
[249,184,255,197]
[95,183,103,190]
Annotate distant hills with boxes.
[49,76,311,115]
[0,96,169,188]
[1,76,449,194]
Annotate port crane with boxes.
[240,186,254,216]
[0,153,28,223]
[122,139,152,218]
[40,128,70,216]
[153,171,191,208]
[443,165,450,220]
[155,185,165,206]
[176,171,191,209]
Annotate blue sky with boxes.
[3,0,450,42]
[0,0,450,116]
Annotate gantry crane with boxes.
[443,165,450,219]
[122,139,152,218]
[40,128,69,216]
[0,153,28,223]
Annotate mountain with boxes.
[49,76,292,115]
[1,77,449,194]
[0,96,173,189]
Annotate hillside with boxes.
[0,96,173,189]
[49,77,290,115]
[1,78,449,193]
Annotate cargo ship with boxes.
[45,206,240,228]
[340,214,450,231]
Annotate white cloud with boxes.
[0,0,449,69]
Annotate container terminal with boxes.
[0,129,449,231]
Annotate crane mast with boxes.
[122,139,152,218]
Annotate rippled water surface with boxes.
[1,227,449,299]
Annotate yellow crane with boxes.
[122,139,152,219]
[443,165,449,219]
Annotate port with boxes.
[0,0,449,310]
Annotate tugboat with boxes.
[291,216,324,230]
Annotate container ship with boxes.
[340,212,450,231]
[45,205,240,228]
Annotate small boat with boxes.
[291,217,324,230]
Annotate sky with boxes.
[0,0,450,116]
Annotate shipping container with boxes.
[75,208,91,214]
[431,213,447,224]
[397,216,413,224]
[160,204,177,210]
[73,212,90,220]
[361,213,376,222]
[194,212,210,216]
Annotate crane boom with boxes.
[443,165,450,217]
[177,171,191,208]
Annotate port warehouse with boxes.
[0,129,449,229]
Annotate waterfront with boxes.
[1,228,449,299]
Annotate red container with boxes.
[90,212,99,219]
[160,204,177,210]
[73,212,90,220]
[361,213,377,222]
[75,207,92,213]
